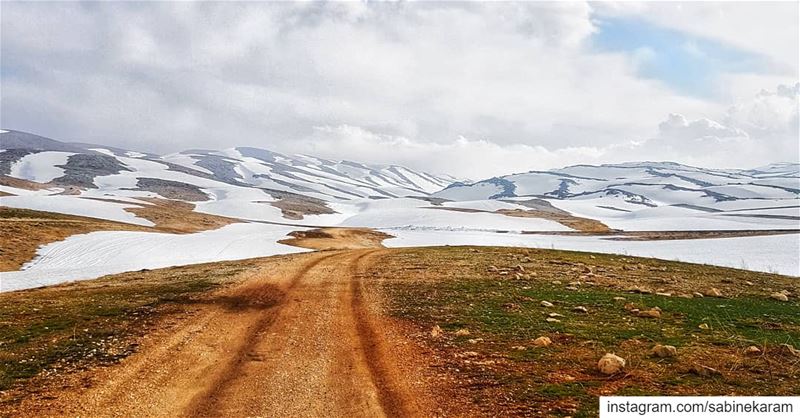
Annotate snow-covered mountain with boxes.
[3,129,799,287]
[0,130,456,203]
[1,129,798,233]
[435,161,799,204]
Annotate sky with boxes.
[1,1,798,178]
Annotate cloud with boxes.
[0,2,796,177]
[657,113,746,141]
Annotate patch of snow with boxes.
[0,194,154,226]
[9,151,74,183]
[384,230,800,276]
[0,223,309,292]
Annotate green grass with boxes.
[0,261,252,393]
[372,246,800,416]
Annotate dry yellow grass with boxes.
[122,197,239,233]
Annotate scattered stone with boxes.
[521,256,532,263]
[516,264,525,273]
[655,292,672,297]
[541,300,554,308]
[677,294,693,299]
[454,328,471,336]
[569,281,581,286]
[704,288,723,298]
[689,364,721,377]
[548,312,564,318]
[613,297,626,302]
[770,292,789,302]
[467,338,484,344]
[431,325,443,338]
[462,351,479,358]
[698,323,710,330]
[499,271,509,276]
[637,309,661,319]
[597,353,626,375]
[515,273,524,280]
[745,281,754,286]
[692,292,704,298]
[565,286,579,291]
[512,345,527,351]
[650,344,677,358]
[546,318,562,323]
[551,280,562,285]
[744,346,761,356]
[572,306,589,313]
[532,336,552,347]
[488,265,498,272]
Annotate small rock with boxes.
[689,364,721,377]
[650,344,677,358]
[572,306,589,313]
[551,280,562,285]
[704,288,723,298]
[430,325,443,338]
[514,273,524,280]
[745,281,754,286]
[548,312,564,318]
[569,281,581,286]
[692,292,704,298]
[546,318,561,323]
[770,292,789,302]
[516,264,525,273]
[677,294,693,299]
[454,328,471,336]
[597,353,626,375]
[532,336,552,347]
[488,265,498,272]
[467,338,484,344]
[655,292,672,297]
[565,286,579,291]
[512,345,527,351]
[744,346,761,356]
[698,323,710,330]
[638,309,661,318]
[613,296,626,301]
[462,351,479,357]
[499,271,509,276]
[541,300,554,308]
[521,257,532,263]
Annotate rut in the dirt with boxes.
[38,250,424,418]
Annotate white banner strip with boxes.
[600,396,799,418]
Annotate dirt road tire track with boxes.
[35,249,427,417]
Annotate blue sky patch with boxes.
[591,17,766,98]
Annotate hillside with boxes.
[1,129,799,291]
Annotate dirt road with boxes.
[37,248,428,417]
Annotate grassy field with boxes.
[369,246,800,417]
[1,245,797,416]
[0,259,262,409]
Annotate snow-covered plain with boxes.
[384,229,800,277]
[0,223,308,292]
